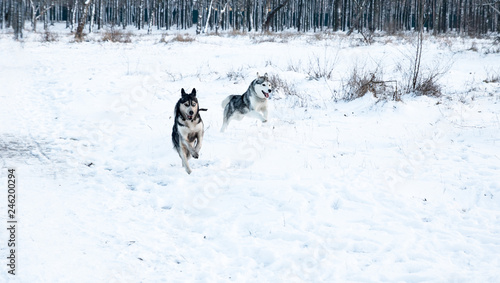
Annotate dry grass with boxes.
[250,32,298,44]
[161,33,196,43]
[226,67,245,81]
[484,68,500,83]
[306,49,338,80]
[101,28,132,43]
[468,41,479,52]
[268,74,309,107]
[411,60,451,97]
[226,29,248,37]
[414,73,442,97]
[344,65,387,101]
[172,33,195,42]
[40,30,58,42]
[269,74,300,98]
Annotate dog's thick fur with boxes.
[172,88,204,174]
[220,73,272,132]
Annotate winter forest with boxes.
[3,0,500,39]
[2,0,500,279]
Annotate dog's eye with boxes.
[191,102,197,106]
[184,103,189,107]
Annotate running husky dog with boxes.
[220,73,272,132]
[172,88,206,174]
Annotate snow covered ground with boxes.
[1,26,500,282]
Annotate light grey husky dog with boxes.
[220,73,273,132]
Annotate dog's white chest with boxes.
[250,96,267,111]
[178,119,203,137]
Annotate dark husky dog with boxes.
[172,88,205,174]
[220,73,273,132]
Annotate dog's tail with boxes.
[199,108,208,111]
[221,95,236,109]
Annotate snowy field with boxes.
[1,26,500,282]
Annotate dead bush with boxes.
[344,65,392,101]
[483,68,500,83]
[414,73,442,97]
[306,49,338,80]
[161,33,195,43]
[269,74,308,107]
[172,34,195,42]
[250,32,296,44]
[227,29,247,37]
[396,40,452,98]
[250,34,277,44]
[226,67,245,81]
[468,41,478,52]
[101,28,132,43]
[269,74,300,98]
[41,30,58,42]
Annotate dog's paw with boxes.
[192,152,199,159]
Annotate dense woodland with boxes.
[2,0,500,39]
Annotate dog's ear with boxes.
[256,72,260,78]
[263,73,268,79]
[191,88,197,97]
[181,88,187,97]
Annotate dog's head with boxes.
[175,88,199,121]
[254,72,273,99]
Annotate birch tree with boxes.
[75,0,91,40]
[31,0,55,32]
[263,0,290,31]
[11,0,24,39]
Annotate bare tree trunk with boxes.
[334,0,341,30]
[347,0,368,41]
[138,0,143,29]
[147,0,156,34]
[320,0,324,31]
[247,0,252,31]
[71,0,77,31]
[122,1,127,29]
[411,1,425,92]
[196,15,202,34]
[89,0,95,33]
[98,0,102,30]
[31,0,37,31]
[75,0,92,40]
[12,0,24,39]
[297,0,303,31]
[18,0,24,37]
[216,0,230,34]
[204,0,213,33]
[32,0,55,32]
[1,0,5,29]
[263,0,290,31]
[43,2,49,30]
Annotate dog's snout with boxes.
[189,110,194,115]
[268,89,272,93]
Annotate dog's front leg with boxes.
[248,110,267,123]
[194,133,203,157]
[181,139,198,159]
[262,107,268,121]
[179,147,192,174]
